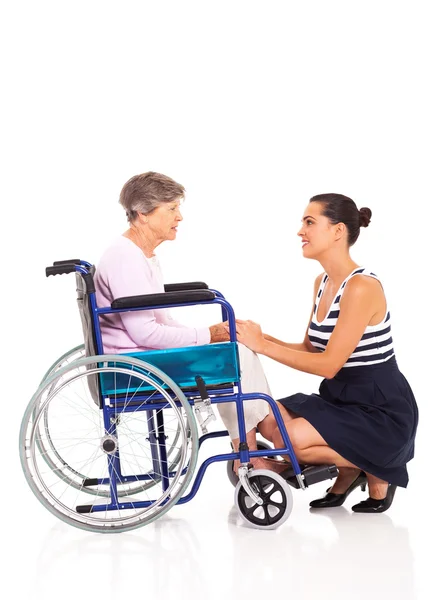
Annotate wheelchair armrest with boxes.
[111,289,215,309]
[53,259,81,266]
[164,281,209,292]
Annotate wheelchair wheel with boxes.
[234,470,293,530]
[35,346,189,497]
[40,344,86,383]
[20,355,199,533]
[227,440,276,487]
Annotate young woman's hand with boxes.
[233,319,266,353]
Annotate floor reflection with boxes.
[34,515,206,600]
[227,505,415,599]
[32,503,415,600]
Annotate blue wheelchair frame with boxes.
[50,259,305,515]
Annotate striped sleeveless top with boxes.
[308,267,395,368]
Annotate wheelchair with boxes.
[19,259,338,533]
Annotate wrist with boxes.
[258,337,269,355]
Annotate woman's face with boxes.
[297,201,339,259]
[146,198,183,241]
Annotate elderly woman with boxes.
[94,171,283,472]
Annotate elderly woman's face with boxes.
[145,198,183,241]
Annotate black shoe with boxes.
[309,472,367,508]
[352,484,396,513]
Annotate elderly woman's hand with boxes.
[234,319,266,354]
[209,322,231,343]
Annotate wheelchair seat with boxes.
[74,262,238,401]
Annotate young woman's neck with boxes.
[319,251,359,286]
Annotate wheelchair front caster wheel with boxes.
[234,470,293,530]
[227,440,276,487]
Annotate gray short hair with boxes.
[119,172,185,222]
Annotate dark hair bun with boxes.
[359,207,372,228]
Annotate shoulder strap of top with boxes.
[342,267,389,327]
[337,267,383,301]
[344,267,381,286]
[332,267,366,306]
[341,267,366,291]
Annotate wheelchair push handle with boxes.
[46,264,78,277]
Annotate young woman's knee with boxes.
[272,422,303,451]
[257,414,277,441]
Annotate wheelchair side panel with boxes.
[99,342,240,394]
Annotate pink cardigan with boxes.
[94,236,211,353]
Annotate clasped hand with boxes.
[223,319,265,353]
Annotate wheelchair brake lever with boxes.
[194,376,217,434]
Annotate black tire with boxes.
[235,470,293,529]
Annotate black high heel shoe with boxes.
[352,483,396,513]
[309,472,367,508]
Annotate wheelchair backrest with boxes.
[75,266,100,404]
[76,265,97,357]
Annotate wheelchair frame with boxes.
[19,259,338,532]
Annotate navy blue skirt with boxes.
[278,357,418,487]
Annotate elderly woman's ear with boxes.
[136,213,148,225]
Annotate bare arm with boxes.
[236,276,381,379]
[263,334,307,351]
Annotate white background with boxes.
[2,1,433,598]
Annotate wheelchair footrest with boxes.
[283,463,338,489]
[303,464,338,486]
